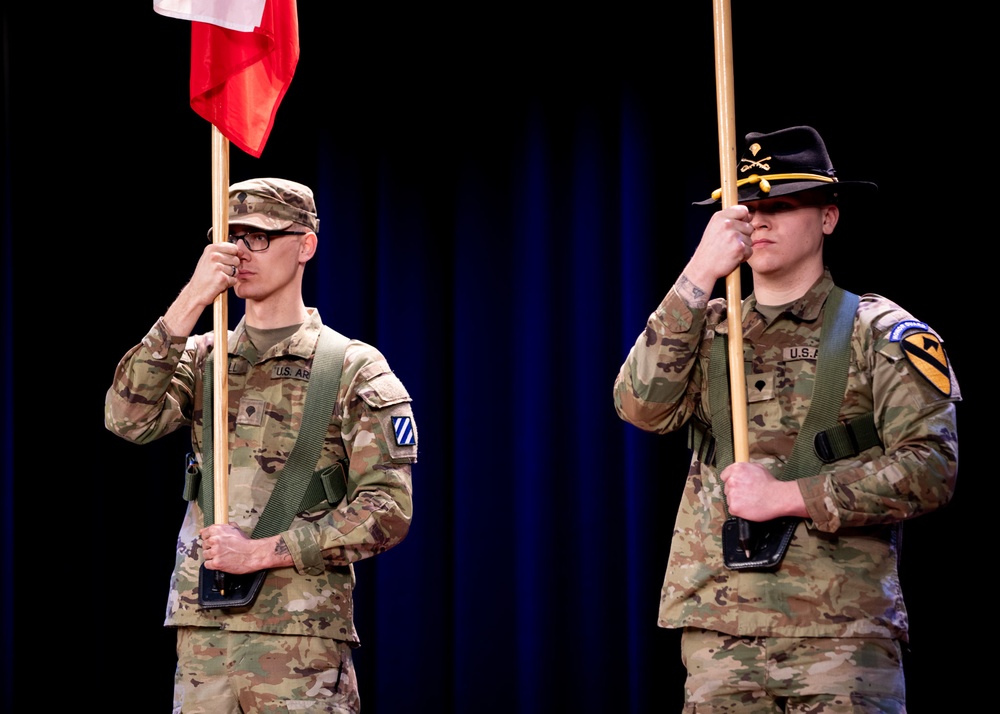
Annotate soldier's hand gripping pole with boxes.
[712,0,752,558]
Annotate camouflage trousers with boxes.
[680,627,906,713]
[172,627,360,714]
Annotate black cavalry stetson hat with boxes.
[694,125,878,205]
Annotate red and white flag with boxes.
[154,0,299,158]
[153,1,267,32]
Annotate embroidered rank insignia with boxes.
[392,415,416,446]
[899,331,951,396]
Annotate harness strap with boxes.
[708,332,735,471]
[200,325,350,537]
[780,286,858,480]
[705,286,876,483]
[814,413,879,464]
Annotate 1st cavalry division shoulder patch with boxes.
[890,322,951,396]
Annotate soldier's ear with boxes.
[821,204,839,235]
[299,231,318,261]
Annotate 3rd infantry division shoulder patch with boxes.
[392,415,416,446]
[899,331,951,396]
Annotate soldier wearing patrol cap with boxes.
[105,177,417,712]
[614,126,960,711]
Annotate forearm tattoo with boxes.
[274,539,289,557]
[676,273,709,308]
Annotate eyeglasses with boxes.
[206,227,307,252]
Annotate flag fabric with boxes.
[153,1,267,33]
[155,0,299,158]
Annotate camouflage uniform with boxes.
[104,179,417,713]
[106,308,415,636]
[613,270,959,706]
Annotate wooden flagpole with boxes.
[211,126,230,528]
[712,0,752,554]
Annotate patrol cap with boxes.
[228,177,320,233]
[694,125,877,205]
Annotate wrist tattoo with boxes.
[677,274,709,308]
[274,540,289,557]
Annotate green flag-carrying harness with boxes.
[690,287,882,570]
[186,325,350,608]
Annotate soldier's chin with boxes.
[233,283,268,301]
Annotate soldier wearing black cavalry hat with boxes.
[614,126,960,711]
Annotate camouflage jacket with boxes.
[613,270,960,640]
[105,309,416,644]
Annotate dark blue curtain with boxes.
[1,84,13,710]
[2,4,986,713]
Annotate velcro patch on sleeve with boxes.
[359,372,411,409]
